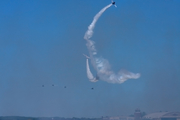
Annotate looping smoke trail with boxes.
[84,4,140,84]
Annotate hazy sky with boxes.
[0,0,180,118]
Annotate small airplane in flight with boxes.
[111,0,117,7]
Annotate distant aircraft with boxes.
[91,87,94,90]
[111,0,117,7]
[64,86,66,88]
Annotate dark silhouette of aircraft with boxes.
[91,88,94,90]
[64,86,66,88]
[52,84,54,86]
[42,85,44,87]
[111,0,117,7]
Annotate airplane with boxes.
[111,0,117,7]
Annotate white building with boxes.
[143,112,180,120]
[102,116,134,120]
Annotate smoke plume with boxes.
[86,58,98,82]
[84,4,140,84]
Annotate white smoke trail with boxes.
[86,58,98,82]
[84,4,140,84]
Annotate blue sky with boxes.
[0,0,180,118]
